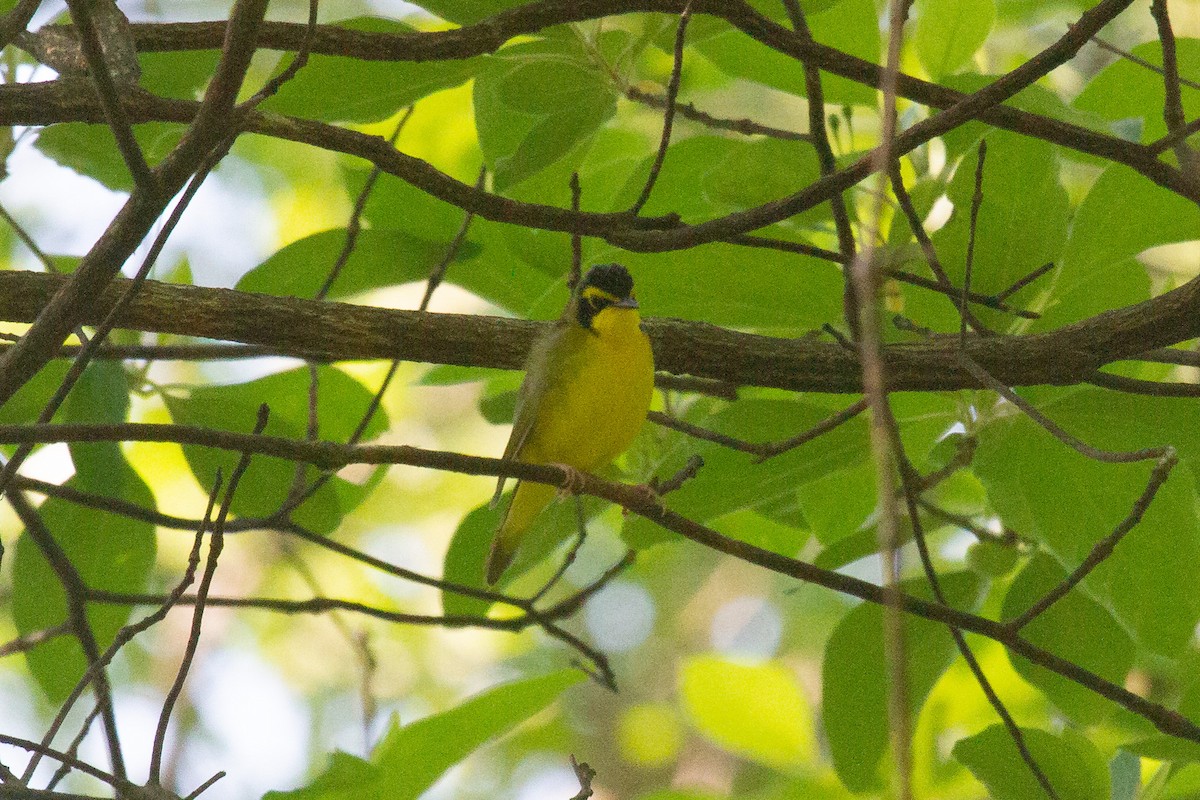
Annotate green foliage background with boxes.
[2,0,1200,798]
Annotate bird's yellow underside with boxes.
[490,302,654,581]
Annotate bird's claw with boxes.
[550,463,586,499]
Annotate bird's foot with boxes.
[549,463,587,499]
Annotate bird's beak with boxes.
[615,295,639,309]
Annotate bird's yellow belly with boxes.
[521,324,653,471]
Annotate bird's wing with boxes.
[491,322,569,506]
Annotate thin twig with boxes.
[569,172,583,292]
[44,703,103,792]
[62,0,154,191]
[1007,449,1177,630]
[1090,35,1200,92]
[0,622,70,658]
[149,406,268,785]
[851,0,911,793]
[315,107,414,302]
[623,86,810,141]
[961,140,987,343]
[1150,0,1199,173]
[647,397,867,460]
[993,261,1055,303]
[568,755,596,800]
[629,2,691,215]
[420,164,487,311]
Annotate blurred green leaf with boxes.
[372,669,583,799]
[823,571,979,792]
[914,0,996,79]
[474,38,617,191]
[1073,39,1200,144]
[237,227,479,300]
[953,725,1109,800]
[163,366,387,533]
[999,554,1134,723]
[441,501,502,617]
[405,0,527,24]
[35,122,184,192]
[680,655,816,767]
[796,460,875,546]
[267,670,581,800]
[265,19,485,123]
[13,363,155,702]
[138,49,221,100]
[693,0,879,105]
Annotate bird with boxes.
[485,263,655,585]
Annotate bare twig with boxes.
[62,0,154,191]
[647,397,867,460]
[149,405,269,785]
[568,755,596,800]
[623,85,809,141]
[419,164,487,311]
[1006,449,1177,630]
[629,2,691,215]
[569,172,583,291]
[316,107,414,302]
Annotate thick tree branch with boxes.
[0,271,1197,393]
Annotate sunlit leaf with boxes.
[953,725,1109,800]
[914,0,996,79]
[823,571,980,792]
[680,654,816,767]
[163,366,387,533]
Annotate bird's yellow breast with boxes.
[519,307,654,471]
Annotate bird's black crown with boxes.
[580,263,634,299]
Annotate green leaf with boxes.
[262,752,378,800]
[1110,750,1141,800]
[927,130,1068,332]
[953,725,1109,800]
[680,654,816,767]
[264,19,484,123]
[1073,39,1200,143]
[976,390,1200,657]
[372,669,583,800]
[1044,163,1200,331]
[710,510,809,559]
[474,38,617,191]
[441,501,502,617]
[1000,554,1134,723]
[610,244,844,332]
[796,460,875,546]
[823,571,979,792]
[693,0,880,105]
[914,0,996,80]
[634,398,868,535]
[237,228,478,299]
[35,122,184,192]
[266,669,580,800]
[163,366,387,533]
[13,363,155,701]
[138,49,221,100]
[405,0,527,25]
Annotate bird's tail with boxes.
[485,480,556,584]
